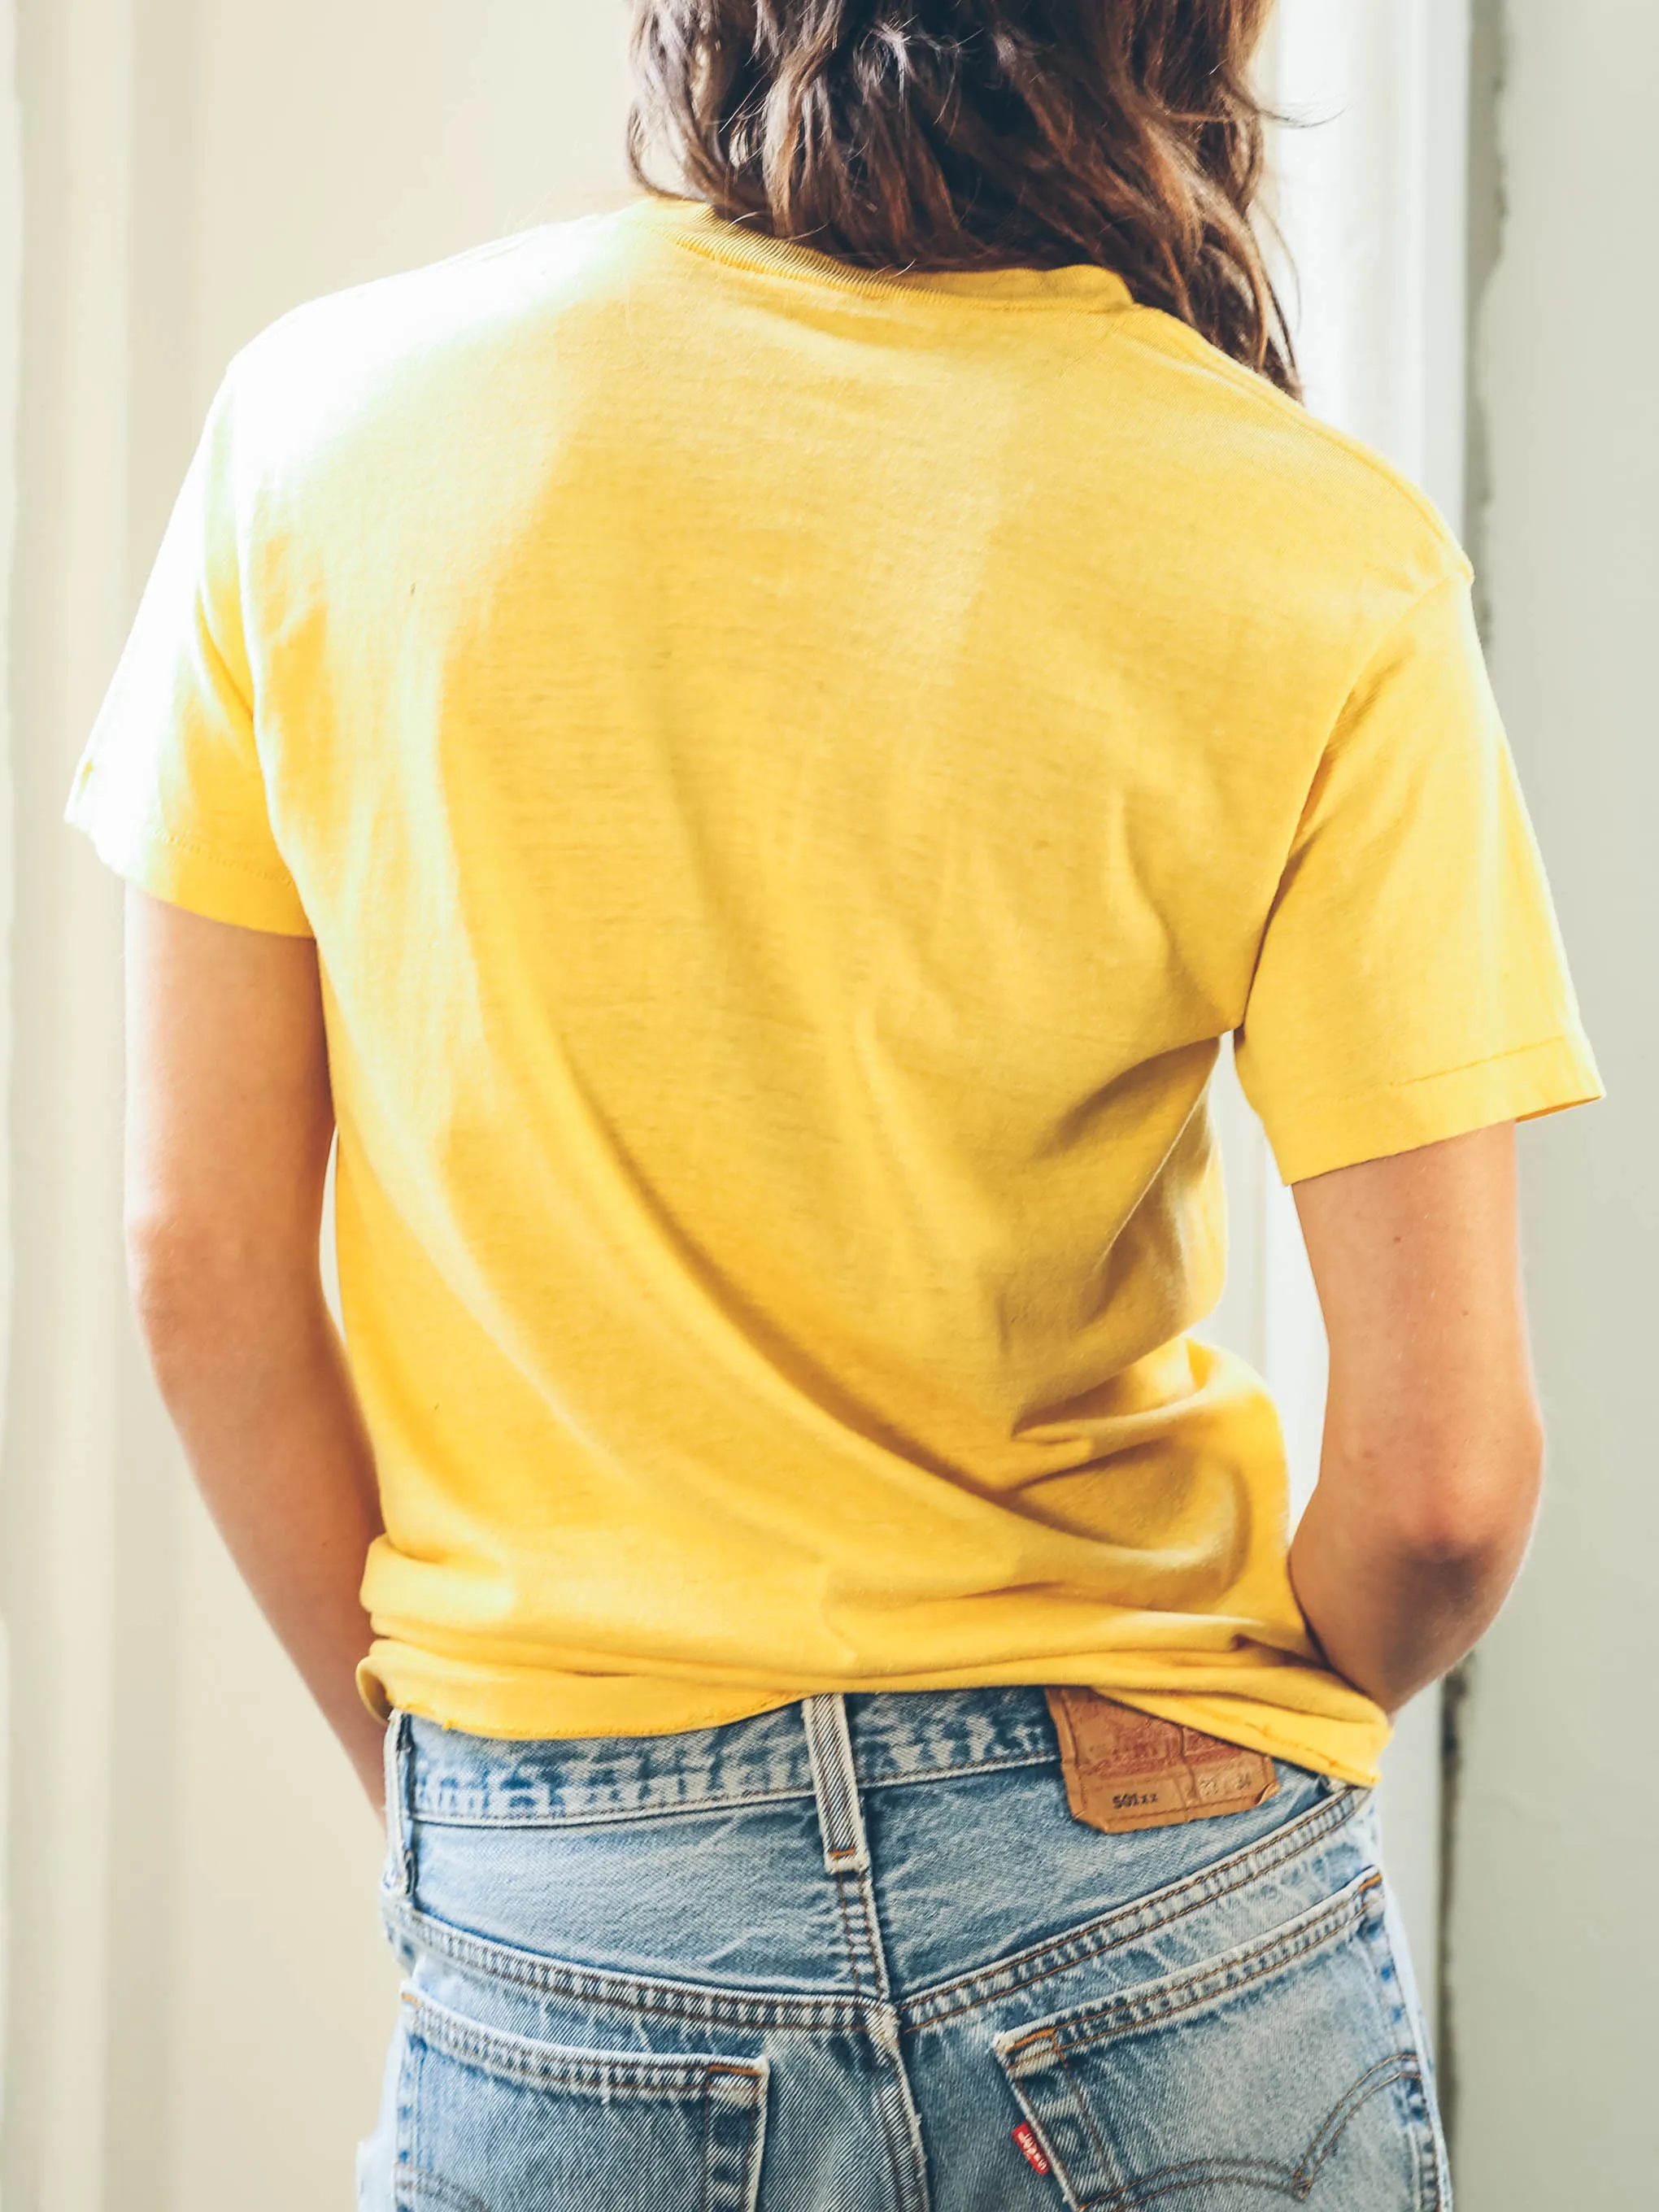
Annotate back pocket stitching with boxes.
[1295,2053,1424,2192]
[1019,2051,1426,2210]
[398,1995,769,2212]
[1043,2044,1424,2203]
[394,2168,491,2212]
[908,1784,1367,2031]
[699,2075,764,2212]
[407,1989,768,2106]
[999,1870,1383,2067]
[1168,2054,1426,2209]
[995,1874,1439,2212]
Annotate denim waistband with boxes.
[403,1686,1064,1827]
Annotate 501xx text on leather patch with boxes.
[1044,1687,1279,1834]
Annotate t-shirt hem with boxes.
[355,1648,1389,1788]
[66,766,314,938]
[1265,1030,1605,1185]
[1092,1690,1384,1788]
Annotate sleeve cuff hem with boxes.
[1265,1032,1606,1185]
[66,777,314,938]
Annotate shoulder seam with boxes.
[1114,307,1471,572]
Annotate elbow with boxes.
[1387,1410,1546,1570]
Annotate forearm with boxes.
[1288,1430,1542,1716]
[1288,1125,1545,1719]
[136,1258,389,1809]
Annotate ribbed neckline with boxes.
[620,194,1134,312]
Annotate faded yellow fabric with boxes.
[67,197,1602,1784]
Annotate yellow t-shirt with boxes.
[67,195,1602,1785]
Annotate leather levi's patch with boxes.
[1044,1687,1279,1834]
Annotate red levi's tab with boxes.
[1012,2123,1052,2175]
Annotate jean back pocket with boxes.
[394,1988,769,2212]
[994,1870,1443,2210]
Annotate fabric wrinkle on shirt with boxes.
[64,193,1604,1785]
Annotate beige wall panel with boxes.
[1449,2,1659,2205]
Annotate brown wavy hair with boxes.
[626,1,1296,395]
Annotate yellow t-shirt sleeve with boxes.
[1234,567,1603,1183]
[63,364,313,938]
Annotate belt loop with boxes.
[382,1710,416,1897]
[802,1692,869,1875]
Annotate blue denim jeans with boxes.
[358,1687,1451,2210]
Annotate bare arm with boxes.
[1289,1121,1544,1716]
[124,886,388,1813]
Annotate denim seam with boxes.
[395,2027,426,2211]
[378,1785,1367,2042]
[407,1782,819,1831]
[806,1694,931,2212]
[700,2083,712,2212]
[407,1992,769,2097]
[1056,2036,1122,2196]
[830,1870,877,2004]
[874,2057,930,2212]
[858,1752,1066,1787]
[403,1751,1061,1830]
[1000,1870,1383,2063]
[856,1750,1060,1793]
[1356,1881,1446,2210]
[1407,2071,1446,2212]
[395,2166,490,2212]
[830,1875,918,2212]
[383,1892,869,2031]
[901,1785,1366,2031]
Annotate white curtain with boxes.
[1216,0,1474,2033]
[0,0,20,2153]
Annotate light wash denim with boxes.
[358,1687,1451,2210]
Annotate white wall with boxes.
[0,0,18,2146]
[1448,4,1659,2204]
